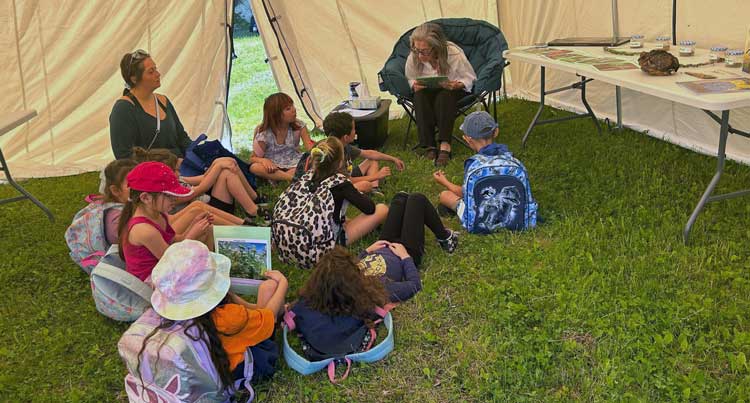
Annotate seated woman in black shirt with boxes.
[109,50,262,217]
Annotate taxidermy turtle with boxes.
[638,49,680,76]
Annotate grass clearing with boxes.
[3,98,750,401]
[228,34,279,153]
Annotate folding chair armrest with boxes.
[378,66,413,98]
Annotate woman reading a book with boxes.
[405,23,476,167]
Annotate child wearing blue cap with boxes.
[433,111,538,233]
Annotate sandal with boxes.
[434,150,451,167]
[424,147,437,161]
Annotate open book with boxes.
[417,75,448,88]
[214,226,271,295]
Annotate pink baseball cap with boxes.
[126,161,193,197]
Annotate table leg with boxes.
[0,146,54,222]
[684,110,728,243]
[580,76,602,135]
[522,66,546,147]
[522,68,603,146]
[615,86,623,130]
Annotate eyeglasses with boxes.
[125,49,149,85]
[411,47,433,56]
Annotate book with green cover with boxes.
[214,226,271,281]
[416,75,448,88]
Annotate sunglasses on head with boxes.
[125,49,149,85]
[411,47,433,56]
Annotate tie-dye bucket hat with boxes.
[150,240,231,320]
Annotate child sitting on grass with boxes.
[288,246,389,361]
[250,93,315,183]
[143,240,287,387]
[323,111,405,195]
[358,191,459,303]
[433,111,537,233]
[119,161,212,282]
[132,147,265,219]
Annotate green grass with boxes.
[3,98,750,401]
[228,35,279,153]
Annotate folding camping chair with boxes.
[378,18,509,150]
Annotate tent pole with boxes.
[672,0,677,45]
[612,0,623,130]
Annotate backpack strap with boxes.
[80,251,106,269]
[327,358,352,384]
[233,349,256,402]
[84,194,103,203]
[283,310,297,331]
[92,260,153,303]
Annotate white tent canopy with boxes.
[3,0,750,179]
[1,0,233,178]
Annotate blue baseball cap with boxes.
[459,111,498,139]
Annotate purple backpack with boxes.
[65,194,122,274]
[118,309,256,402]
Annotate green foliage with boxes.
[218,241,267,279]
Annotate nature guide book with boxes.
[416,75,448,88]
[214,225,271,295]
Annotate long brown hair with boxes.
[409,23,450,75]
[309,136,345,183]
[102,159,137,203]
[137,303,234,394]
[255,92,302,135]
[131,147,179,171]
[298,246,388,325]
[117,189,160,260]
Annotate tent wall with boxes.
[501,0,750,164]
[4,0,750,179]
[256,0,750,164]
[252,0,500,127]
[1,0,232,179]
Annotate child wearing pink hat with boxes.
[119,161,212,281]
[147,240,287,386]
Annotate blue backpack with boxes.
[282,305,395,383]
[461,144,538,233]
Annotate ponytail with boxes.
[310,137,345,183]
[117,189,151,260]
[117,197,137,261]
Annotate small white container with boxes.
[679,40,696,56]
[725,49,744,68]
[630,34,644,49]
[709,46,728,63]
[655,35,671,50]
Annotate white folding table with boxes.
[0,109,54,222]
[505,45,750,243]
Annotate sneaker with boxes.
[370,187,385,199]
[437,230,459,253]
[254,194,270,207]
[437,204,456,217]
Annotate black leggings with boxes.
[379,192,450,266]
[413,88,464,148]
